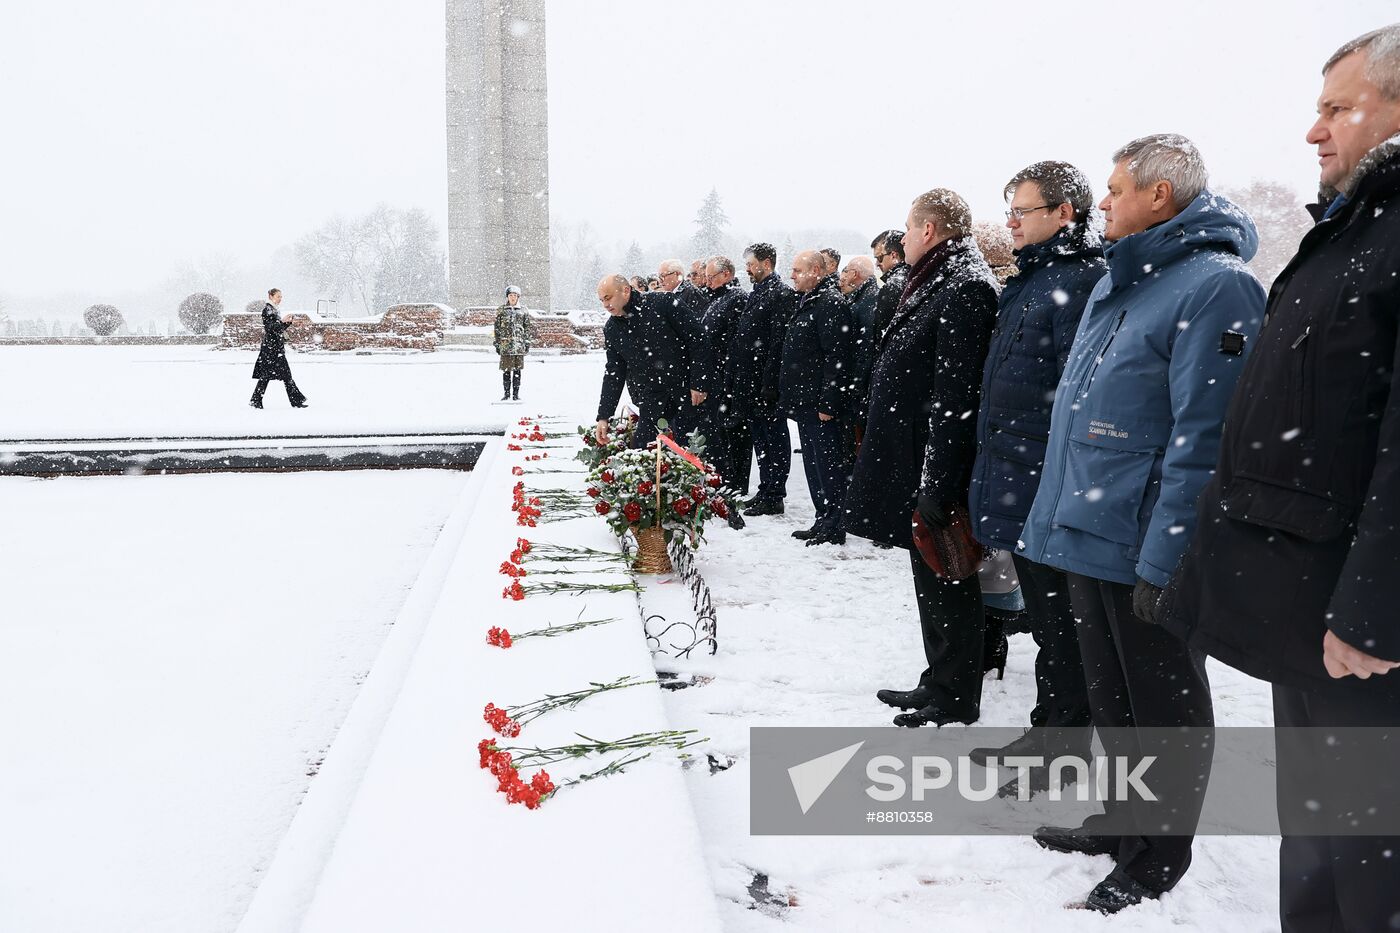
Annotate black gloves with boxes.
[916,493,950,529]
[1132,578,1163,624]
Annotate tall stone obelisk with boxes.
[446,0,551,312]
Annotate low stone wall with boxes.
[223,304,447,352]
[0,335,220,347]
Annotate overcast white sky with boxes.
[1,0,1393,297]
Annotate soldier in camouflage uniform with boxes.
[493,286,533,401]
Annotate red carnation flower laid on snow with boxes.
[486,626,513,648]
[483,703,522,738]
[595,500,612,515]
[499,561,526,578]
[623,501,642,523]
[673,497,692,517]
[509,548,525,565]
[512,466,524,476]
[502,581,526,601]
[530,770,554,795]
[516,538,532,554]
[507,443,522,451]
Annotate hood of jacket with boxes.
[1103,189,1258,292]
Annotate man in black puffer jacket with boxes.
[966,161,1106,781]
[872,229,910,339]
[1163,28,1400,931]
[594,274,707,449]
[779,250,854,546]
[731,243,799,517]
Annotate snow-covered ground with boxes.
[0,346,1280,932]
[0,468,471,933]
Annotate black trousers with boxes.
[252,377,305,405]
[501,370,521,396]
[1274,681,1400,933]
[748,410,791,502]
[1066,573,1214,894]
[701,400,753,497]
[909,551,985,719]
[630,397,703,449]
[794,413,849,533]
[1012,555,1091,733]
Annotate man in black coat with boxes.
[839,255,882,436]
[965,161,1106,781]
[1162,28,1400,931]
[250,287,308,408]
[698,256,753,527]
[594,274,707,449]
[779,250,854,546]
[872,229,909,339]
[844,189,997,727]
[733,243,798,517]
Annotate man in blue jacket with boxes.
[1017,135,1266,913]
[966,162,1105,782]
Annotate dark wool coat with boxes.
[1163,134,1400,696]
[967,227,1106,551]
[843,238,998,548]
[777,277,854,418]
[252,303,293,381]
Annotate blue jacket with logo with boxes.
[1016,191,1266,587]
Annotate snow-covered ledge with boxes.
[237,439,721,932]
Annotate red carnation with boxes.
[512,466,524,476]
[499,561,526,578]
[509,548,525,565]
[713,499,729,519]
[502,581,526,601]
[601,470,615,483]
[691,484,706,501]
[673,497,693,517]
[486,626,513,648]
[595,500,612,515]
[706,475,722,488]
[530,770,555,795]
[586,486,601,498]
[516,538,532,553]
[623,501,642,523]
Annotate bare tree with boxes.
[295,215,377,314]
[1223,181,1313,290]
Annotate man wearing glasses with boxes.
[870,229,908,338]
[966,162,1105,795]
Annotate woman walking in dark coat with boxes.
[843,189,997,727]
[250,287,308,408]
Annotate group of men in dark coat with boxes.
[594,25,1400,924]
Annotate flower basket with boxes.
[631,524,673,574]
[586,434,730,552]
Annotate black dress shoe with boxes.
[969,729,1043,767]
[292,401,310,408]
[1084,873,1158,914]
[805,528,845,546]
[893,703,978,728]
[876,687,934,710]
[727,510,746,530]
[791,525,818,540]
[745,499,785,516]
[1033,825,1120,858]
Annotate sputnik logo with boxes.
[787,741,865,814]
